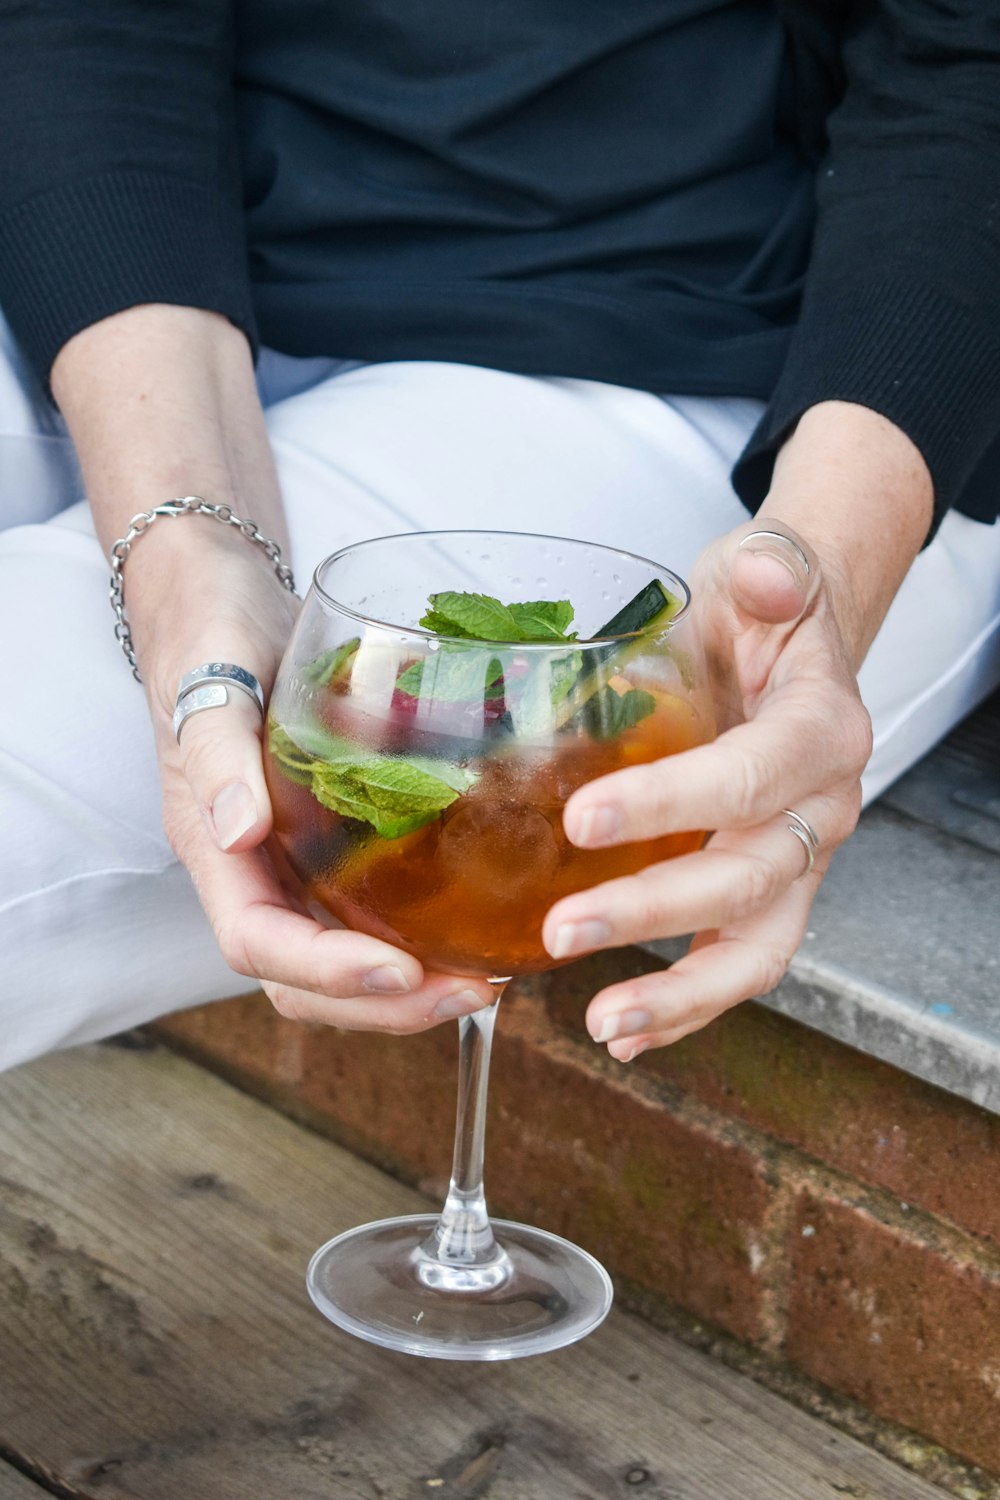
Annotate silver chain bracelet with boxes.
[109,495,297,682]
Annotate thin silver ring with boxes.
[782,808,820,878]
[176,662,264,713]
[739,529,811,576]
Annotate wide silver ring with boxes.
[172,683,233,741]
[782,808,820,878]
[176,662,264,713]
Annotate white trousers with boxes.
[2,321,999,1073]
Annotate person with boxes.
[1,0,998,1074]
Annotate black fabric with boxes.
[734,0,1000,532]
[236,0,812,401]
[0,0,998,536]
[0,2,257,362]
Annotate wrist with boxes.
[117,509,299,717]
[759,401,934,666]
[53,303,289,557]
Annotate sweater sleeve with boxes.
[732,1,1000,536]
[0,0,257,387]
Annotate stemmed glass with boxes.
[264,531,714,1359]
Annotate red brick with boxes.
[785,1191,1000,1474]
[294,1003,458,1183]
[152,993,303,1089]
[154,986,1000,1470]
[294,985,775,1339]
[506,1070,771,1334]
[155,986,775,1342]
[537,951,1000,1247]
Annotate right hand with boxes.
[143,540,496,1032]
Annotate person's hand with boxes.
[145,542,496,1034]
[52,303,495,1036]
[540,518,873,1060]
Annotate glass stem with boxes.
[417,981,511,1284]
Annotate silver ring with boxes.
[173,683,233,742]
[782,808,820,878]
[176,662,264,713]
[739,529,811,576]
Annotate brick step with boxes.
[152,952,1000,1484]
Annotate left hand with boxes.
[541,517,873,1061]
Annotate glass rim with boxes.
[310,528,691,647]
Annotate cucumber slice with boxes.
[551,578,684,733]
[582,577,683,683]
[595,577,682,640]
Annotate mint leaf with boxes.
[371,808,445,840]
[310,768,441,840]
[579,685,656,741]
[274,717,477,793]
[616,687,657,731]
[270,718,477,839]
[351,756,467,814]
[301,637,360,687]
[407,592,577,731]
[310,769,383,825]
[421,591,523,641]
[276,721,370,764]
[504,648,583,740]
[419,608,479,639]
[310,755,468,839]
[507,599,576,641]
[549,650,584,708]
[394,661,424,697]
[420,591,577,644]
[396,651,504,703]
[268,723,318,786]
[403,755,478,795]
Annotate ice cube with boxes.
[436,798,560,903]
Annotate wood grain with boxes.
[0,1042,944,1500]
[0,1465,46,1499]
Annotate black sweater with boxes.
[1,0,998,535]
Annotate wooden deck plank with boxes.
[0,1465,47,1499]
[0,1043,944,1500]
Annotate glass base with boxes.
[306,1213,613,1361]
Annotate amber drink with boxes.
[267,679,707,977]
[264,531,714,1362]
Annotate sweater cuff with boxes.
[0,169,258,390]
[732,278,1000,541]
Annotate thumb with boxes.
[729,521,819,627]
[176,689,273,853]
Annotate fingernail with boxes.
[549,918,612,960]
[574,805,622,847]
[433,989,488,1020]
[364,965,411,994]
[623,1040,651,1063]
[211,781,258,850]
[590,1008,652,1043]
